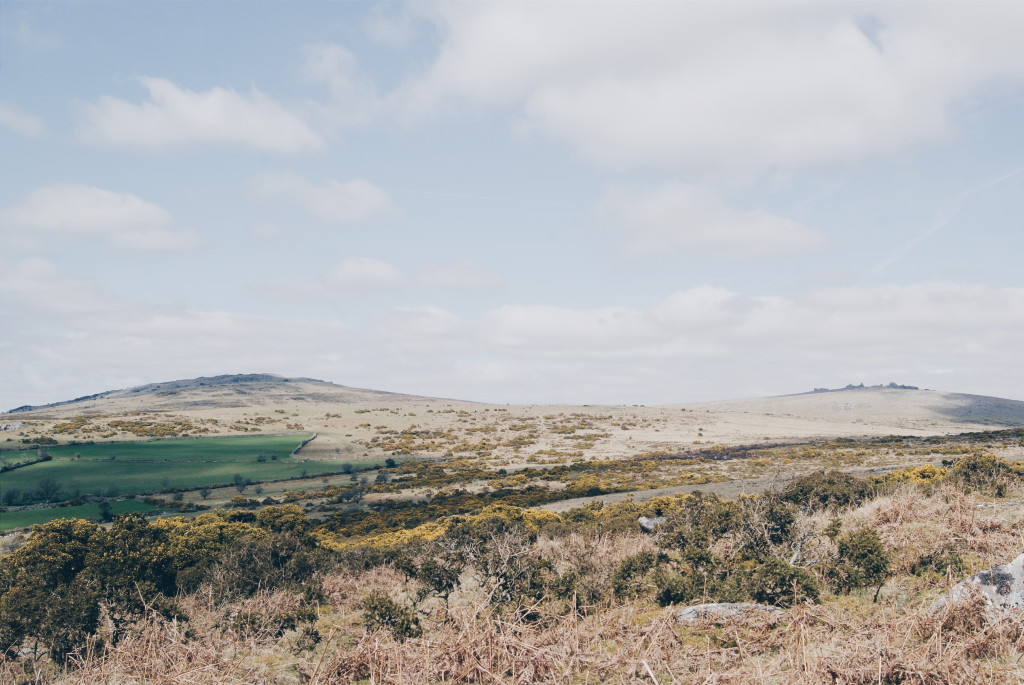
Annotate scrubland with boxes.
[4,381,1024,682]
[3,447,1024,684]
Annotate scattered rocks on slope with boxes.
[934,552,1024,611]
[676,602,785,623]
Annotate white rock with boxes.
[934,552,1024,611]
[638,516,666,534]
[675,602,784,623]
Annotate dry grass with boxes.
[848,484,1024,573]
[19,594,1024,685]
[311,596,1024,684]
[8,486,1024,684]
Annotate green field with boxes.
[0,500,158,531]
[0,457,355,498]
[0,435,383,504]
[1,434,308,463]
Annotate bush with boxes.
[780,471,873,510]
[361,592,421,641]
[829,528,889,595]
[612,551,659,599]
[657,494,744,557]
[654,564,745,607]
[230,605,316,640]
[910,546,965,577]
[655,572,700,606]
[444,518,551,612]
[207,532,324,599]
[947,453,1019,496]
[746,557,819,607]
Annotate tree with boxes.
[199,487,211,500]
[98,501,113,522]
[233,473,249,493]
[36,477,62,502]
[1,487,21,506]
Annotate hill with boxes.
[678,386,1024,436]
[4,378,1023,459]
[4,373,448,417]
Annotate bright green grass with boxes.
[0,500,157,531]
[0,457,362,501]
[1,434,310,463]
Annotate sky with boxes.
[2,1,1024,410]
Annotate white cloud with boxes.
[419,262,502,293]
[0,258,110,316]
[78,77,324,154]
[259,258,502,302]
[0,101,45,136]
[302,43,381,128]
[329,257,405,292]
[4,274,1024,407]
[483,283,1024,371]
[602,183,823,257]
[0,184,196,251]
[395,3,1024,172]
[363,5,418,48]
[373,306,468,356]
[250,171,393,224]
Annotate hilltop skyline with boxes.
[2,2,1023,409]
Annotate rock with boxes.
[638,516,666,534]
[675,602,784,623]
[934,552,1024,611]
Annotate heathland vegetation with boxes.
[2,430,1024,682]
[3,378,1024,682]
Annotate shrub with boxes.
[256,504,311,536]
[829,528,889,595]
[947,453,1019,496]
[655,572,699,606]
[910,546,965,577]
[654,563,745,607]
[612,551,660,599]
[361,592,421,641]
[231,605,316,640]
[657,494,744,553]
[780,471,873,510]
[443,513,551,611]
[877,464,947,486]
[746,557,819,607]
[207,532,324,599]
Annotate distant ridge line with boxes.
[3,373,437,414]
[807,382,921,394]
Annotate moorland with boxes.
[2,374,1024,683]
